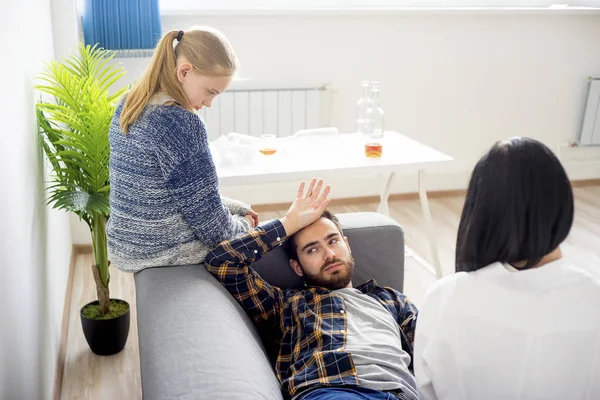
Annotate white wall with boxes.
[163,12,600,204]
[0,0,74,398]
[50,0,81,60]
[70,11,600,242]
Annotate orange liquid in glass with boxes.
[365,143,383,158]
[259,148,278,155]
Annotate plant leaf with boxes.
[36,41,125,217]
[48,190,110,215]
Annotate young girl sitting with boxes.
[108,27,258,272]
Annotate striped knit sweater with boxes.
[107,96,252,272]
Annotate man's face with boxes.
[290,218,355,290]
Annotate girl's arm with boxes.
[150,108,252,247]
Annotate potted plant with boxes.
[36,43,128,355]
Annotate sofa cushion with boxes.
[135,265,284,400]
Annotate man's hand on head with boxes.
[280,178,330,236]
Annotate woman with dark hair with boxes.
[413,138,600,400]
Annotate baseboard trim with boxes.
[52,244,93,400]
[53,245,76,400]
[254,189,467,211]
[571,178,600,188]
[73,244,93,255]
[252,179,597,211]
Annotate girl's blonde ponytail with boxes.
[119,27,236,133]
[120,31,191,133]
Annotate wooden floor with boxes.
[59,252,142,400]
[58,184,600,399]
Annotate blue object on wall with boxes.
[82,0,162,50]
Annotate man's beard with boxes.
[302,256,355,290]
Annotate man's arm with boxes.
[206,178,331,323]
[386,288,419,371]
[205,220,287,324]
[395,290,418,347]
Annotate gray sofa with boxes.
[135,212,405,400]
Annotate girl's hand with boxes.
[246,209,259,228]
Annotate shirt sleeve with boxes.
[396,291,418,347]
[386,288,419,371]
[414,277,454,400]
[205,220,287,325]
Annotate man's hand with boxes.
[281,178,330,236]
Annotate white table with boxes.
[212,131,453,279]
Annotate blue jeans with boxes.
[297,386,400,400]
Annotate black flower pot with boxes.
[80,299,130,356]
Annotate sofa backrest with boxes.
[252,212,405,291]
[134,212,405,400]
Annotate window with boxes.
[81,0,161,51]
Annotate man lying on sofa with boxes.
[205,178,418,400]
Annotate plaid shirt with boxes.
[205,220,418,398]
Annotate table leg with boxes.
[377,172,395,215]
[418,169,443,279]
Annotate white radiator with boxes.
[199,84,334,141]
[579,77,600,146]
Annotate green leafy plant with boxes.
[36,43,126,315]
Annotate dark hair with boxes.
[283,210,344,261]
[456,137,574,272]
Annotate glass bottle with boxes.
[356,80,372,134]
[364,83,384,157]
